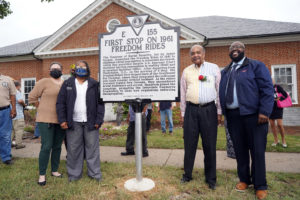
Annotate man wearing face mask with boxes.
[29,62,66,186]
[56,60,105,182]
[219,41,273,200]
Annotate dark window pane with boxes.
[286,68,292,75]
[287,76,292,83]
[25,94,28,105]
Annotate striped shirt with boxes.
[180,62,221,117]
[14,90,24,120]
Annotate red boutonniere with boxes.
[199,75,207,81]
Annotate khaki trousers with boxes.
[11,118,25,145]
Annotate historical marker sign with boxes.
[99,14,180,102]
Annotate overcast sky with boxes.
[0,0,299,47]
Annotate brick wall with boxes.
[1,43,299,105]
[205,42,300,106]
[53,3,135,50]
[0,60,42,81]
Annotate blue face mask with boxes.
[75,68,88,77]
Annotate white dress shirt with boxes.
[73,79,88,122]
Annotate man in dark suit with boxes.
[219,41,274,200]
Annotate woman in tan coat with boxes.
[29,62,66,186]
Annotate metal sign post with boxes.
[124,100,155,191]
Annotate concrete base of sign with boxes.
[124,178,155,192]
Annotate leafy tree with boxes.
[0,0,54,19]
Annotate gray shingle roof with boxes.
[0,36,49,58]
[176,16,300,39]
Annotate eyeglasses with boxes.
[229,45,245,50]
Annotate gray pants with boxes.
[66,122,102,181]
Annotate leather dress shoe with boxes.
[180,176,192,184]
[121,151,135,156]
[38,180,46,186]
[208,183,216,190]
[4,160,13,165]
[15,144,26,149]
[256,190,268,200]
[235,182,248,192]
[143,152,149,157]
[88,176,102,182]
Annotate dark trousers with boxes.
[146,109,152,132]
[183,103,217,185]
[38,123,65,175]
[226,109,268,190]
[126,115,148,154]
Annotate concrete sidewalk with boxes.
[11,142,300,173]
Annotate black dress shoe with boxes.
[31,136,39,140]
[180,177,192,184]
[88,176,102,182]
[4,160,13,165]
[51,173,63,178]
[37,181,46,186]
[143,152,149,157]
[208,183,216,190]
[121,151,135,156]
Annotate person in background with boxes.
[269,78,288,148]
[121,105,148,157]
[158,101,173,135]
[0,74,16,165]
[31,122,40,139]
[224,118,235,159]
[219,41,273,200]
[29,62,66,186]
[56,60,105,182]
[180,44,221,190]
[116,103,124,126]
[145,103,153,132]
[11,81,26,149]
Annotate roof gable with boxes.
[52,3,135,50]
[34,0,205,58]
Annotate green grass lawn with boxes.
[100,127,300,153]
[1,158,299,200]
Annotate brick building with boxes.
[0,0,300,125]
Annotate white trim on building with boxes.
[21,77,36,105]
[271,64,298,104]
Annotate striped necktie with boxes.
[226,64,238,104]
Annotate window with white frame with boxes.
[21,78,36,105]
[271,64,298,104]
